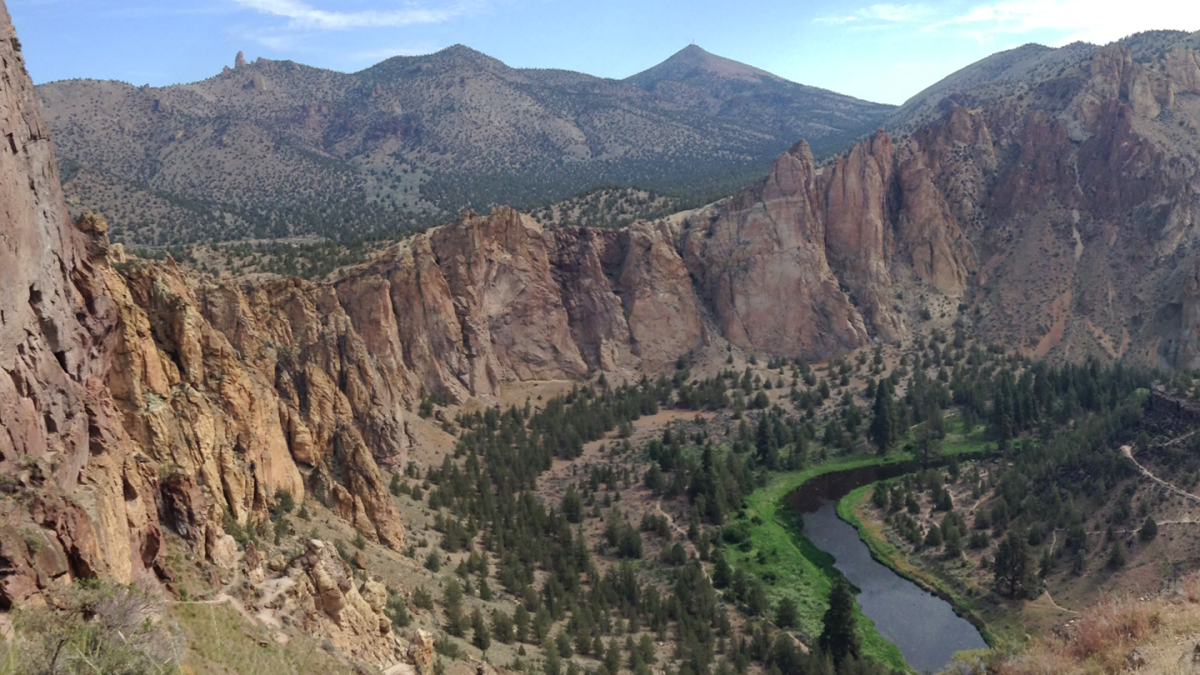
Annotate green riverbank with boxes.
[732,456,911,671]
[727,416,992,672]
[837,485,996,647]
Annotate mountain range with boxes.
[10,0,1200,670]
[37,44,892,246]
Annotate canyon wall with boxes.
[5,0,1200,610]
[682,39,1200,370]
[0,1,171,605]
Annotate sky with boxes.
[8,0,1200,105]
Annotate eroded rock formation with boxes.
[6,0,1200,613]
[0,1,165,604]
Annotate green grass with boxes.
[732,455,912,672]
[726,414,994,673]
[173,602,357,675]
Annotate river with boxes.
[787,463,988,674]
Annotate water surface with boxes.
[788,464,988,674]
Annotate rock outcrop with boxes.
[0,0,165,604]
[332,208,706,402]
[678,126,977,360]
[286,539,402,666]
[681,142,871,359]
[676,35,1200,369]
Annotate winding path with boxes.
[1040,530,1078,615]
[1121,445,1200,505]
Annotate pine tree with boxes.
[1140,515,1158,541]
[819,576,860,664]
[562,484,583,523]
[774,597,798,629]
[1108,538,1127,569]
[544,640,561,675]
[756,417,774,461]
[514,605,530,643]
[993,532,1031,598]
[944,525,963,558]
[443,579,465,636]
[915,423,941,467]
[869,380,895,455]
[472,607,491,651]
[712,552,732,589]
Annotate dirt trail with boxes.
[1044,531,1078,614]
[654,497,691,539]
[1122,445,1200,505]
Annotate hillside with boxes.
[36,44,892,247]
[14,4,1200,674]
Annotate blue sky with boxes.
[8,0,1200,105]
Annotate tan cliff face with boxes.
[5,0,1200,614]
[681,141,872,360]
[676,36,1200,370]
[0,0,165,603]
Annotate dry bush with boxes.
[0,581,180,675]
[982,593,1175,675]
[1065,597,1160,664]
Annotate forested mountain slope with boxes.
[37,45,891,246]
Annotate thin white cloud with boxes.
[231,0,478,30]
[813,15,858,26]
[814,4,933,26]
[859,4,934,22]
[818,0,1200,45]
[256,33,298,50]
[937,0,1200,46]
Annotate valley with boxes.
[5,2,1200,674]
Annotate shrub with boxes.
[272,489,295,517]
[413,586,435,610]
[2,581,181,675]
[222,510,252,544]
[386,589,411,629]
[1139,516,1158,541]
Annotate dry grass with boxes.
[945,574,1200,675]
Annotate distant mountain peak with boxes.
[674,44,712,59]
[626,45,784,86]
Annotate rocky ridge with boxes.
[682,32,1200,369]
[8,0,1200,618]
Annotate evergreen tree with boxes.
[544,640,561,675]
[944,525,963,557]
[1108,538,1127,569]
[775,597,798,629]
[562,484,584,524]
[1039,547,1054,578]
[993,533,1032,598]
[818,577,860,664]
[756,417,774,462]
[492,610,514,644]
[1140,515,1158,541]
[443,579,465,636]
[915,423,941,467]
[869,380,896,455]
[924,525,943,549]
[712,553,732,589]
[513,605,530,643]
[472,608,492,651]
[604,639,622,675]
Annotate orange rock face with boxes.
[8,5,1200,613]
[0,0,166,600]
[682,142,871,360]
